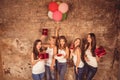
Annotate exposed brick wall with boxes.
[0,0,120,80]
[0,50,3,80]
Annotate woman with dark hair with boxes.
[84,33,99,80]
[55,35,69,80]
[70,38,84,80]
[31,39,45,80]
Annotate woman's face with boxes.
[36,42,42,50]
[60,39,65,46]
[87,34,92,43]
[74,39,80,47]
[49,37,55,45]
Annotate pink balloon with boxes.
[53,11,62,22]
[58,3,68,13]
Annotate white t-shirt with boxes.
[46,47,54,66]
[85,49,98,67]
[72,53,84,68]
[32,60,45,74]
[56,49,67,63]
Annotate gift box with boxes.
[54,54,64,60]
[95,46,106,57]
[42,29,48,36]
[57,54,62,57]
[39,53,49,59]
[70,43,74,49]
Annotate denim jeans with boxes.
[86,64,97,80]
[74,66,84,80]
[32,72,44,80]
[57,62,67,80]
[45,65,56,80]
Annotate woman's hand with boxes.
[40,35,47,42]
[56,26,60,31]
[84,55,90,62]
[76,67,78,74]
[96,56,101,62]
[37,58,42,61]
[50,65,54,70]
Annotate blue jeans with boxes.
[57,62,67,80]
[86,64,97,80]
[45,65,56,80]
[74,66,84,80]
[32,73,44,80]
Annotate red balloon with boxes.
[48,2,58,12]
[53,11,62,22]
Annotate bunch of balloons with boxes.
[48,1,69,22]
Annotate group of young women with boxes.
[31,27,100,80]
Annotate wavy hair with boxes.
[33,39,43,60]
[58,36,67,50]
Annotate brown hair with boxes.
[58,36,68,50]
[86,33,96,57]
[33,39,43,60]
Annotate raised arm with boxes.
[40,33,50,48]
[40,35,47,42]
[55,26,60,38]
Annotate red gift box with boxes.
[70,43,75,49]
[39,53,49,59]
[95,46,106,57]
[57,54,62,57]
[42,29,48,36]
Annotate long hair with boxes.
[73,38,85,62]
[58,36,67,50]
[73,38,81,51]
[33,39,43,60]
[81,38,88,62]
[86,33,96,57]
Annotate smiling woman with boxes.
[0,0,120,80]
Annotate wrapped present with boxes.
[42,29,48,36]
[57,54,62,57]
[95,46,106,57]
[70,43,75,50]
[39,53,49,59]
[54,54,64,60]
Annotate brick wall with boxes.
[0,0,120,80]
